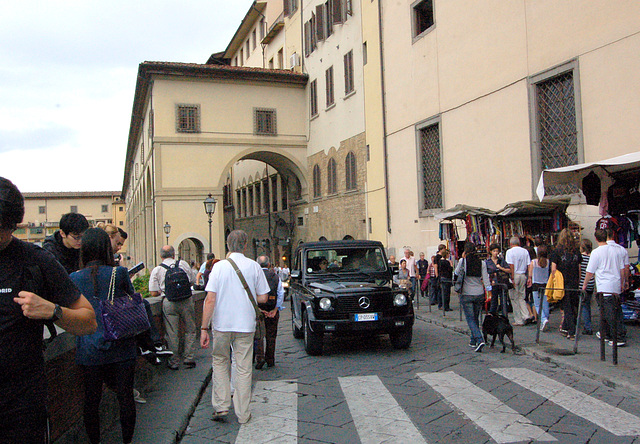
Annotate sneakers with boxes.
[167,361,179,371]
[183,361,196,369]
[540,320,548,332]
[255,359,266,370]
[155,345,173,356]
[139,348,153,356]
[474,342,485,352]
[468,340,477,348]
[133,389,146,404]
[608,340,627,347]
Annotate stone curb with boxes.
[174,367,213,443]
[415,313,640,400]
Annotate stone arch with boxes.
[216,147,308,201]
[174,232,208,259]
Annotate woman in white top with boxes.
[528,244,550,331]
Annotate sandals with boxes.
[212,410,229,421]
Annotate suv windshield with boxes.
[305,247,387,275]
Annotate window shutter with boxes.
[316,5,325,41]
[333,0,343,24]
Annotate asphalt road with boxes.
[181,309,640,444]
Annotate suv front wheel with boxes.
[389,327,412,349]
[303,310,323,355]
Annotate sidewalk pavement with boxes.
[413,292,640,399]
[104,296,640,443]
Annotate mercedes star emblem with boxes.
[358,296,371,309]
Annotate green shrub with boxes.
[133,272,151,299]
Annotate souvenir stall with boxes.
[537,151,640,321]
[495,197,571,251]
[432,205,497,259]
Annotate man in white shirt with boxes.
[200,230,269,424]
[606,229,630,291]
[402,248,419,296]
[505,237,532,326]
[583,229,627,346]
[149,245,196,370]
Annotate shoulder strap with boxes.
[160,263,170,270]
[227,258,261,319]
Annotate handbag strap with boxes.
[107,266,117,303]
[227,258,261,320]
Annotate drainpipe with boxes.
[377,0,391,234]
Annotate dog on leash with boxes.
[482,313,515,353]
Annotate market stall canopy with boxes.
[432,204,496,220]
[536,151,640,201]
[496,197,571,217]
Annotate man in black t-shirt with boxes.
[0,177,96,443]
[42,212,89,274]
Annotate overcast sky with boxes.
[0,0,253,193]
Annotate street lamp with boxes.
[203,193,217,253]
[163,222,171,244]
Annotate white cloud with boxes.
[0,0,253,192]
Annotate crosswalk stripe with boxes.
[417,371,556,443]
[235,380,298,444]
[339,375,428,444]
[493,367,640,436]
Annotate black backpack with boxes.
[160,260,192,301]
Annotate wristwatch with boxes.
[50,304,63,322]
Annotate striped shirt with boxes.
[580,254,595,292]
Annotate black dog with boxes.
[482,313,515,353]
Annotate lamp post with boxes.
[163,222,171,245]
[203,193,217,253]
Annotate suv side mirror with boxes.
[290,270,300,279]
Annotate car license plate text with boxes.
[355,313,378,322]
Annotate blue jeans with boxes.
[460,294,485,345]
[428,278,440,305]
[532,290,550,324]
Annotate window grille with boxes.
[176,104,200,133]
[419,123,442,210]
[254,108,277,135]
[70,205,78,213]
[327,158,337,194]
[313,164,322,198]
[38,206,45,214]
[345,151,357,190]
[536,71,578,195]
[102,205,108,213]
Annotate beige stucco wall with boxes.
[382,0,640,253]
[23,196,116,226]
[125,74,308,268]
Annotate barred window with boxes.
[176,104,200,133]
[38,206,45,214]
[418,121,442,210]
[310,79,318,117]
[535,71,579,195]
[327,158,337,194]
[101,205,108,213]
[70,205,78,214]
[345,151,357,190]
[254,108,277,135]
[325,66,334,108]
[313,164,322,198]
[344,50,354,95]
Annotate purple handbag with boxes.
[101,267,150,341]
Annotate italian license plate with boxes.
[355,313,378,322]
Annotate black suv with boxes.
[290,240,414,355]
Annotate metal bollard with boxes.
[598,293,606,361]
[573,290,585,354]
[612,293,619,366]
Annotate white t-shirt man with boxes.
[586,244,624,294]
[402,253,417,278]
[205,252,270,333]
[505,246,531,275]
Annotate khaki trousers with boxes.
[510,274,530,324]
[211,330,254,422]
[162,296,197,365]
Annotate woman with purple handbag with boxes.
[71,228,139,444]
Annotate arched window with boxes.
[327,158,337,194]
[345,151,357,190]
[313,164,321,198]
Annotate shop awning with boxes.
[536,151,640,201]
[496,197,571,217]
[433,204,496,220]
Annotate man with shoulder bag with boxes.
[149,245,196,370]
[200,230,269,424]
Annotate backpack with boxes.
[160,260,192,301]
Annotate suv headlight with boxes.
[393,293,407,307]
[319,297,332,310]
